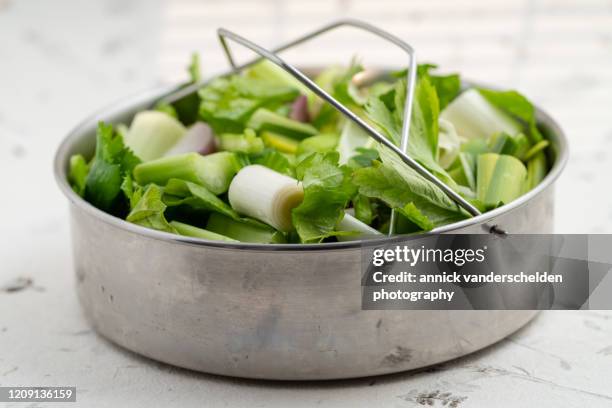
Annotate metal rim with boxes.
[54,81,569,252]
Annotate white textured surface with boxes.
[1,0,612,407]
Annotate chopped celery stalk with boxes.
[461,138,489,155]
[228,165,304,232]
[133,152,238,195]
[246,108,317,140]
[164,122,215,156]
[488,132,531,159]
[206,213,286,243]
[477,153,527,208]
[441,89,522,140]
[336,120,375,164]
[449,153,477,191]
[437,119,461,169]
[523,140,550,161]
[125,111,186,161]
[261,131,299,154]
[526,152,548,190]
[218,129,264,154]
[297,133,339,155]
[170,221,238,242]
[336,212,382,242]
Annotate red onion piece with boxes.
[289,95,310,123]
[164,122,216,157]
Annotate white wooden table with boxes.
[1,0,611,406]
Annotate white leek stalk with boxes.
[228,165,304,232]
[336,211,382,242]
[441,89,521,140]
[126,111,186,161]
[437,119,462,169]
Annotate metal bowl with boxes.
[54,74,568,380]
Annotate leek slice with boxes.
[125,111,186,161]
[228,165,304,232]
[441,89,522,140]
[477,153,527,208]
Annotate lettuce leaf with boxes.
[291,152,356,242]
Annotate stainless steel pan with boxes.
[53,74,567,379]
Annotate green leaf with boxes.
[353,194,374,225]
[198,76,299,134]
[85,122,141,211]
[126,184,177,233]
[68,154,89,197]
[417,64,461,110]
[366,76,457,188]
[353,146,467,229]
[251,149,295,177]
[163,178,239,220]
[292,152,356,242]
[478,88,543,143]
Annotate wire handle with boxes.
[216,19,482,222]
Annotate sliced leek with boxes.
[441,89,522,140]
[228,165,304,232]
[126,111,186,161]
[477,153,527,208]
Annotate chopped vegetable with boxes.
[125,111,186,161]
[164,122,216,157]
[441,89,522,140]
[261,131,299,154]
[70,55,552,244]
[228,165,304,232]
[171,221,237,242]
[206,213,286,243]
[477,153,527,208]
[218,129,264,154]
[336,212,383,241]
[247,108,318,139]
[133,152,238,194]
